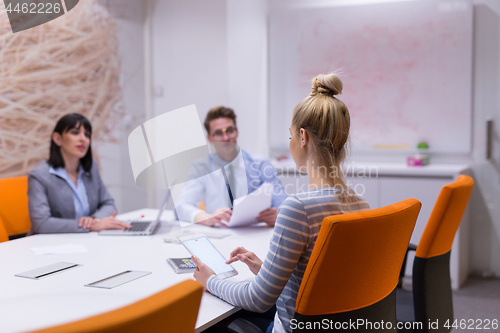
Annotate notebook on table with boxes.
[99,189,171,236]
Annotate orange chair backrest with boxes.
[31,280,203,333]
[0,216,8,243]
[295,198,421,316]
[0,176,31,236]
[416,175,474,259]
[198,200,206,210]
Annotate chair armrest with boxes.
[398,243,418,288]
[228,319,264,333]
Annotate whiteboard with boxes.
[269,0,472,154]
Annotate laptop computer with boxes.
[99,189,172,236]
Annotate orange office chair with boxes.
[0,176,31,238]
[198,200,206,210]
[30,280,203,333]
[293,198,421,332]
[0,217,8,243]
[396,175,474,333]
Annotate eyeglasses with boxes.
[210,126,237,139]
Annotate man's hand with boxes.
[256,207,278,227]
[226,246,263,275]
[195,208,232,227]
[191,255,216,289]
[90,211,132,232]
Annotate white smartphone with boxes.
[178,233,238,279]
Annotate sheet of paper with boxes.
[30,244,89,256]
[164,228,230,243]
[225,182,273,228]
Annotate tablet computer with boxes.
[178,233,238,279]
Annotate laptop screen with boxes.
[153,188,172,224]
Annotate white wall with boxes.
[150,0,269,159]
[151,0,227,121]
[469,0,500,277]
[150,0,270,206]
[95,0,148,214]
[227,0,269,157]
[149,0,227,207]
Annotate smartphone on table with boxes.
[178,233,238,279]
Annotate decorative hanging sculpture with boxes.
[0,0,122,177]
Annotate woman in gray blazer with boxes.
[28,114,131,234]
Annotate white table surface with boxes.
[0,209,274,333]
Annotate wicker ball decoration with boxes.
[0,0,122,178]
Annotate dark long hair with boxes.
[48,113,93,172]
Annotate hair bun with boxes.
[310,74,343,97]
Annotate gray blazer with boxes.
[28,161,116,234]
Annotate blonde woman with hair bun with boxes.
[192,74,370,333]
[290,73,351,192]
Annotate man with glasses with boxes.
[175,106,287,227]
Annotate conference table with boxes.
[0,209,274,333]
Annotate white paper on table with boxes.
[30,244,89,256]
[163,228,230,243]
[225,182,274,228]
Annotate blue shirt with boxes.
[175,149,287,222]
[49,166,90,220]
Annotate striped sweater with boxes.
[207,187,370,333]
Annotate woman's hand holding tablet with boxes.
[179,233,238,288]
